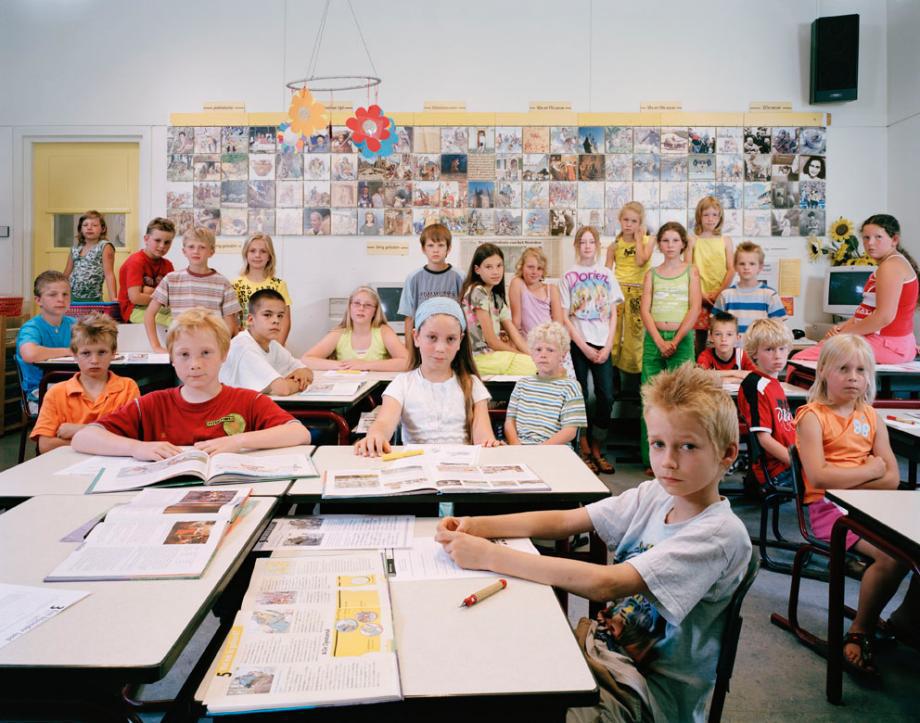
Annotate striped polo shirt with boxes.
[151,268,241,318]
[713,283,786,334]
[506,375,587,444]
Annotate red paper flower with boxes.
[345,105,391,153]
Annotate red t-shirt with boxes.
[118,250,175,319]
[737,370,795,484]
[696,347,756,372]
[96,385,295,444]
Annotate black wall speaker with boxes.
[810,14,859,103]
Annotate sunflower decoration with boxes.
[346,105,392,155]
[830,217,854,243]
[810,216,876,267]
[287,88,329,138]
[807,235,824,261]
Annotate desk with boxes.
[790,358,920,398]
[37,352,176,392]
[876,408,920,487]
[722,380,808,400]
[0,445,314,508]
[825,489,920,703]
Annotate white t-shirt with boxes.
[383,369,490,444]
[585,480,751,723]
[559,263,624,347]
[219,330,304,392]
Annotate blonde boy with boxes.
[144,227,240,352]
[713,241,786,334]
[74,309,309,460]
[437,365,751,722]
[31,314,139,453]
[504,321,586,445]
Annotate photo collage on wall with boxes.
[166,123,827,240]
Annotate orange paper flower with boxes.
[287,88,329,136]
[345,105,391,153]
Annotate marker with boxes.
[381,449,425,462]
[459,579,507,608]
[886,415,918,425]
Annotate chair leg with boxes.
[18,425,28,464]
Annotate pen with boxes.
[459,579,507,608]
[886,415,918,425]
[381,449,425,462]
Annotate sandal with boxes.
[842,632,881,682]
[593,455,615,474]
[580,451,599,473]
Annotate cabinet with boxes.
[0,315,29,435]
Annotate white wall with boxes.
[0,0,891,352]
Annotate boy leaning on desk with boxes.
[437,365,752,723]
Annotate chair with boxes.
[32,370,77,456]
[287,409,350,445]
[15,366,36,464]
[708,554,760,723]
[488,407,506,440]
[745,431,799,573]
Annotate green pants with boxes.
[640,330,695,467]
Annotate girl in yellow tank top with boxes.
[689,196,734,354]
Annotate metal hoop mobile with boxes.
[286,75,381,94]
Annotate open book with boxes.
[45,487,251,581]
[203,552,400,714]
[88,450,317,494]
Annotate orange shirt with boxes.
[793,401,877,504]
[31,372,140,441]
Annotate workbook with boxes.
[203,552,401,714]
[45,487,252,581]
[88,450,317,493]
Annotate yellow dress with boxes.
[691,235,727,329]
[610,237,651,374]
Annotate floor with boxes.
[3,431,916,722]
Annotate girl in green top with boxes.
[639,222,701,468]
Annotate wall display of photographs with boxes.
[166,123,827,241]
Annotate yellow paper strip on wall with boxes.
[577,112,656,126]
[367,241,409,256]
[744,112,827,126]
[529,101,572,112]
[778,258,802,297]
[203,101,246,112]
[640,101,683,112]
[659,112,745,126]
[749,101,793,112]
[411,112,496,126]
[424,100,467,112]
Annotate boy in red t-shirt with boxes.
[736,318,795,486]
[73,309,309,460]
[118,217,175,324]
[696,312,756,381]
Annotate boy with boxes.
[16,271,77,407]
[737,318,795,486]
[696,311,756,381]
[437,365,751,722]
[118,217,175,325]
[504,321,586,445]
[397,223,464,350]
[220,288,313,396]
[712,241,786,334]
[73,309,309,460]
[31,314,139,453]
[144,226,240,352]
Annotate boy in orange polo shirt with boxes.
[31,314,139,453]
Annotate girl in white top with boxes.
[356,297,499,455]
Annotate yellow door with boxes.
[32,142,139,302]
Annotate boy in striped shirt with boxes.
[504,321,587,445]
[712,241,786,334]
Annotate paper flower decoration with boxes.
[355,117,399,159]
[287,88,328,137]
[276,121,304,153]
[346,105,391,153]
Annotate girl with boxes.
[688,196,734,355]
[232,234,293,344]
[795,334,907,679]
[639,221,701,468]
[355,297,499,455]
[64,210,116,302]
[794,214,919,364]
[301,286,409,372]
[561,226,623,473]
[508,247,564,336]
[604,201,655,376]
[461,243,537,376]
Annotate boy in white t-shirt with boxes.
[219,288,313,396]
[436,364,751,722]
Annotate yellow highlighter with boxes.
[381,449,425,462]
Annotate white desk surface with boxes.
[270,377,377,405]
[826,489,920,548]
[42,352,171,366]
[791,358,920,374]
[0,445,315,501]
[0,494,275,674]
[875,407,920,438]
[722,380,808,399]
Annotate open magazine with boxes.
[88,450,317,494]
[45,487,251,581]
[203,552,400,714]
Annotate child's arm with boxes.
[17,341,71,364]
[403,316,415,353]
[541,426,579,445]
[709,236,735,304]
[63,253,74,279]
[508,277,525,331]
[502,416,521,444]
[341,326,409,372]
[673,266,702,346]
[439,505,594,540]
[143,300,167,353]
[796,411,888,490]
[72,424,183,460]
[354,395,401,456]
[37,434,71,454]
[102,243,117,301]
[635,230,653,267]
[301,330,345,370]
[639,271,668,352]
[195,420,309,455]
[548,285,565,324]
[474,308,516,353]
[604,241,616,270]
[223,314,239,337]
[281,305,292,346]
[835,259,905,336]
[500,317,530,354]
[861,413,901,490]
[470,398,501,447]
[756,431,790,467]
[594,290,618,365]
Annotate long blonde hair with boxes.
[240,233,278,278]
[615,201,646,243]
[693,196,724,235]
[338,286,387,330]
[808,334,876,405]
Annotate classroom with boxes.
[0,0,918,721]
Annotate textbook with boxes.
[45,487,252,581]
[203,552,401,714]
[88,450,317,494]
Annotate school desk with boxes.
[36,352,177,392]
[877,407,920,487]
[789,358,920,399]
[0,493,275,718]
[0,445,315,509]
[825,489,920,703]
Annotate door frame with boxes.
[12,126,153,300]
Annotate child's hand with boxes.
[287,368,313,391]
[339,359,364,370]
[865,454,887,480]
[57,423,84,440]
[151,345,168,354]
[354,431,390,457]
[481,437,504,448]
[195,436,243,455]
[436,516,476,535]
[133,441,183,461]
[435,530,496,572]
[638,224,647,240]
[595,345,612,364]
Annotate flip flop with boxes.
[593,455,615,474]
[842,631,881,683]
[580,451,599,473]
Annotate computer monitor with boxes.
[823,266,874,316]
[372,283,405,334]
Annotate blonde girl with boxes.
[232,234,293,344]
[795,334,907,679]
[302,286,409,372]
[64,210,117,302]
[355,297,498,455]
[508,247,564,335]
[688,196,734,353]
[604,201,655,375]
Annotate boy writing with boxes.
[696,311,756,381]
[144,226,240,352]
[16,271,77,407]
[737,318,795,487]
[503,321,586,445]
[118,217,175,325]
[437,364,751,722]
[712,241,786,334]
[397,223,464,351]
[73,309,309,460]
[219,288,313,396]
[31,314,139,453]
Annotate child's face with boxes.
[577,232,597,262]
[709,323,738,356]
[474,254,504,287]
[248,299,286,341]
[824,352,870,404]
[619,210,641,238]
[144,229,174,258]
[423,238,449,265]
[80,217,102,241]
[700,205,721,232]
[531,339,565,377]
[861,224,898,260]
[349,291,378,325]
[170,329,225,391]
[36,281,71,317]
[520,255,544,285]
[734,252,762,282]
[183,238,214,265]
[658,230,684,259]
[74,341,114,380]
[754,341,790,378]
[246,239,270,271]
[413,314,462,374]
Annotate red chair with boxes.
[287,409,350,445]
